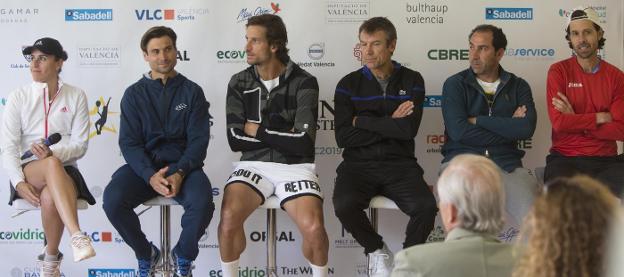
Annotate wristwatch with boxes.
[176,168,186,179]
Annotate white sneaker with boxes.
[37,247,63,277]
[71,232,96,262]
[368,243,393,277]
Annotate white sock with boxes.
[220,259,239,277]
[309,260,328,277]
[44,252,61,262]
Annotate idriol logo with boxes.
[237,2,281,23]
[135,8,209,21]
[326,1,369,24]
[208,267,268,277]
[77,45,120,67]
[405,2,449,24]
[89,96,118,139]
[427,49,468,60]
[486,8,533,20]
[216,49,246,63]
[65,9,113,21]
[423,95,442,108]
[297,43,336,68]
[559,6,606,24]
[0,8,39,23]
[0,228,45,243]
[88,269,135,277]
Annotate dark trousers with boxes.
[103,164,215,260]
[333,160,438,254]
[545,153,624,196]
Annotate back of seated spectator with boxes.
[606,209,624,277]
[514,175,618,277]
[392,154,515,277]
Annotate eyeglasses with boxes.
[24,54,50,63]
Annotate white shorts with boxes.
[226,161,323,207]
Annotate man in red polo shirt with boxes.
[545,6,624,196]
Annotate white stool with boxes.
[367,196,399,276]
[258,195,280,277]
[368,196,399,232]
[12,198,89,218]
[140,196,180,277]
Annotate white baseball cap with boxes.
[566,6,603,30]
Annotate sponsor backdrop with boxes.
[0,0,622,276]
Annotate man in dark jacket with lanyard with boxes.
[333,17,438,277]
[441,24,537,231]
[103,26,214,277]
[218,14,329,277]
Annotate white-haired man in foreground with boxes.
[392,154,516,276]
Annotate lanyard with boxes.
[42,86,61,138]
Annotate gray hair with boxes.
[438,154,505,234]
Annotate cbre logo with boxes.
[135,9,174,20]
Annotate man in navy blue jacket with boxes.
[441,24,537,228]
[333,17,437,277]
[103,26,213,277]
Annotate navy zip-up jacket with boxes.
[119,73,210,183]
[441,67,536,172]
[334,61,425,162]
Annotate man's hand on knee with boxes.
[150,167,171,196]
[164,172,184,197]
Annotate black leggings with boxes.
[545,152,624,196]
[332,160,437,254]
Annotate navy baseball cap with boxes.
[22,37,68,61]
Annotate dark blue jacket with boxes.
[334,62,425,162]
[441,67,536,172]
[119,73,210,183]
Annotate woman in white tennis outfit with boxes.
[0,37,96,276]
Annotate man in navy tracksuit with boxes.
[103,26,213,277]
[441,24,537,229]
[333,17,437,277]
